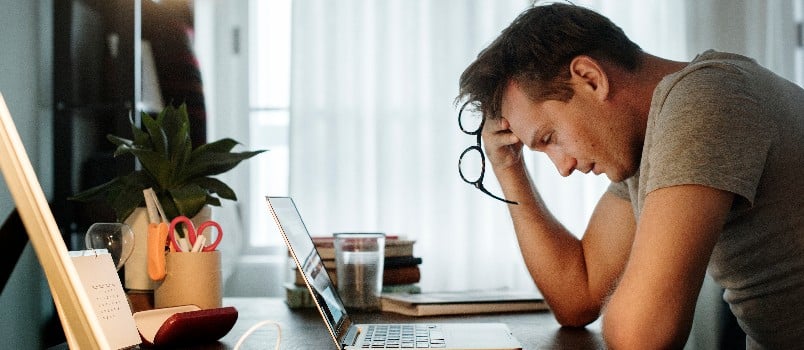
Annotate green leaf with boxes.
[195,138,239,154]
[193,177,237,200]
[130,114,151,146]
[68,177,123,202]
[182,150,265,181]
[169,184,208,218]
[128,149,173,188]
[106,171,155,221]
[170,137,192,181]
[142,111,168,155]
[205,196,222,207]
[107,135,138,158]
[159,193,181,221]
[107,135,133,148]
[162,105,191,154]
[110,188,146,222]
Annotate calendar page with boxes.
[70,250,141,349]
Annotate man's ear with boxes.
[569,56,609,101]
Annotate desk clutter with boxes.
[74,188,238,347]
[70,250,238,348]
[134,188,227,310]
[285,235,422,308]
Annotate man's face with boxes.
[499,80,641,182]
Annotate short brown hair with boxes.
[457,3,643,119]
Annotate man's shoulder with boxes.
[691,50,756,65]
[651,51,766,130]
[661,54,753,95]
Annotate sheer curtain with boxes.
[685,0,800,82]
[290,0,532,291]
[288,0,683,292]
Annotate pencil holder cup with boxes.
[154,250,222,310]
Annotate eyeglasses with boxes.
[458,101,518,205]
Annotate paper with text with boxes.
[70,251,141,349]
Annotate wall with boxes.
[0,0,55,348]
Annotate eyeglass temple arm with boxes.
[474,183,519,205]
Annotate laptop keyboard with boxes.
[361,324,446,348]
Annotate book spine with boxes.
[309,238,416,260]
[383,266,421,286]
[320,256,420,270]
[284,283,316,308]
[384,256,422,269]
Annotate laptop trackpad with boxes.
[441,323,521,349]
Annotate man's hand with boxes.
[482,117,524,171]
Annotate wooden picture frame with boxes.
[0,93,106,349]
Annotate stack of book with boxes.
[380,289,548,316]
[285,235,422,308]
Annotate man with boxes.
[457,3,803,349]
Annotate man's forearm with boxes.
[494,163,609,326]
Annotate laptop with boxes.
[265,196,523,350]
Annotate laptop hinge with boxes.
[341,326,360,349]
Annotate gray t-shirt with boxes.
[609,51,804,349]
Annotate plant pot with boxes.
[124,206,212,291]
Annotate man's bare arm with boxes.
[494,161,636,326]
[603,184,733,349]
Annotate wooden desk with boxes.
[183,297,605,349]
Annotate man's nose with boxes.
[546,149,575,177]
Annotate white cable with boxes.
[233,319,282,350]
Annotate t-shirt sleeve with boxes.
[646,63,777,206]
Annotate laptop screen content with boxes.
[267,197,348,333]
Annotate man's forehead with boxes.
[500,81,536,116]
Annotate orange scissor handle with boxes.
[147,222,168,280]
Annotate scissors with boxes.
[168,215,223,252]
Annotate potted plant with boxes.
[70,103,265,222]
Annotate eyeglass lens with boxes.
[458,146,483,183]
[458,103,483,134]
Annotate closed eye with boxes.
[541,132,553,145]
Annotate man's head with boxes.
[457,3,647,182]
[457,3,643,120]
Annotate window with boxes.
[194,0,293,296]
[247,0,292,249]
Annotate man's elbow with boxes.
[552,304,600,328]
[602,313,689,349]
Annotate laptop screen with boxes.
[266,197,349,337]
